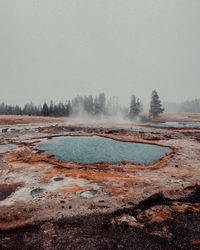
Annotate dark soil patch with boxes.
[0,184,19,201]
[54,177,64,181]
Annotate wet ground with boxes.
[0,115,200,249]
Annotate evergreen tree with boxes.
[66,101,72,116]
[94,96,101,115]
[98,93,106,114]
[41,102,49,116]
[49,101,54,116]
[129,95,141,120]
[149,90,164,119]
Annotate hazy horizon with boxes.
[0,0,200,106]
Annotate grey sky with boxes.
[0,0,200,106]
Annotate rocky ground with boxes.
[0,115,200,249]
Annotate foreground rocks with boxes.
[1,188,200,249]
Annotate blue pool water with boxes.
[36,136,171,165]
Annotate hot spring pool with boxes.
[36,136,172,165]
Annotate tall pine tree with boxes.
[149,90,164,119]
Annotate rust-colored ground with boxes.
[0,115,200,249]
[0,115,67,124]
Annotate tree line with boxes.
[0,94,123,117]
[164,99,200,113]
[0,90,165,120]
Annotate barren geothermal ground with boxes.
[0,114,200,249]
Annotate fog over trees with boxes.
[163,99,200,113]
[0,93,126,118]
[129,95,142,120]
[0,91,200,120]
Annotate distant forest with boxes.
[163,99,200,113]
[0,93,199,119]
[0,93,129,118]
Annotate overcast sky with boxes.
[0,0,199,106]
